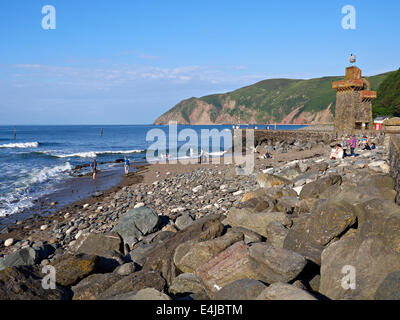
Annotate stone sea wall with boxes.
[388,134,400,203]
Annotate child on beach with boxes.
[91,159,98,180]
[124,157,130,175]
[330,144,344,160]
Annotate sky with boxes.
[0,0,399,125]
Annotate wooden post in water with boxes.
[14,126,16,140]
[101,128,103,137]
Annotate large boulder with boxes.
[142,215,224,286]
[99,270,166,299]
[72,232,124,272]
[256,173,291,189]
[299,175,342,200]
[174,231,244,273]
[195,241,257,298]
[50,253,98,287]
[283,198,357,265]
[0,244,55,271]
[307,199,357,246]
[0,266,70,300]
[266,221,289,248]
[256,282,317,300]
[223,207,292,238]
[112,207,161,244]
[169,273,206,295]
[319,234,400,300]
[283,215,325,265]
[72,273,123,300]
[214,279,267,300]
[108,288,171,300]
[248,242,307,284]
[375,272,400,300]
[354,198,400,253]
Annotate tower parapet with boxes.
[332,60,376,136]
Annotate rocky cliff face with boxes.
[154,72,391,125]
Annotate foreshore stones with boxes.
[112,207,161,244]
[320,234,400,300]
[0,266,70,300]
[4,238,14,247]
[299,174,342,200]
[256,282,317,300]
[169,273,205,296]
[248,242,307,284]
[142,215,224,286]
[223,207,292,238]
[174,231,244,273]
[256,173,291,189]
[196,241,256,298]
[50,253,98,287]
[0,244,55,271]
[214,278,267,300]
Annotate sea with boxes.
[0,124,307,218]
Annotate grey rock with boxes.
[175,213,194,230]
[0,244,55,271]
[375,272,400,300]
[249,242,307,284]
[256,282,317,300]
[214,278,267,300]
[112,207,161,243]
[169,273,205,295]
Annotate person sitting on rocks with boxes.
[370,143,376,150]
[362,142,371,151]
[330,144,344,160]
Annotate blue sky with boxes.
[0,0,399,124]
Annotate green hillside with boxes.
[154,70,394,125]
[373,68,400,117]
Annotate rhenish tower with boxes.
[332,55,376,137]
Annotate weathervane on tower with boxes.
[350,53,356,66]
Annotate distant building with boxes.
[374,116,390,131]
[332,55,376,136]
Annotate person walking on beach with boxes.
[349,135,357,157]
[124,157,130,175]
[91,159,98,180]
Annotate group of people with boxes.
[330,135,376,160]
[90,156,131,180]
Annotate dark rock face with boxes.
[354,198,400,254]
[299,175,342,200]
[0,244,55,271]
[0,266,70,300]
[196,241,256,298]
[98,270,166,299]
[72,232,124,273]
[319,234,400,300]
[142,215,224,286]
[72,273,123,300]
[375,272,400,300]
[50,253,98,287]
[214,279,267,300]
[112,207,161,244]
[248,242,307,284]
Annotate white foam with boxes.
[0,162,72,217]
[0,141,39,148]
[53,149,145,158]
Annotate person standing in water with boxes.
[124,157,130,175]
[91,159,98,180]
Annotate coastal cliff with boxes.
[154,72,392,125]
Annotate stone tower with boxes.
[332,57,376,137]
